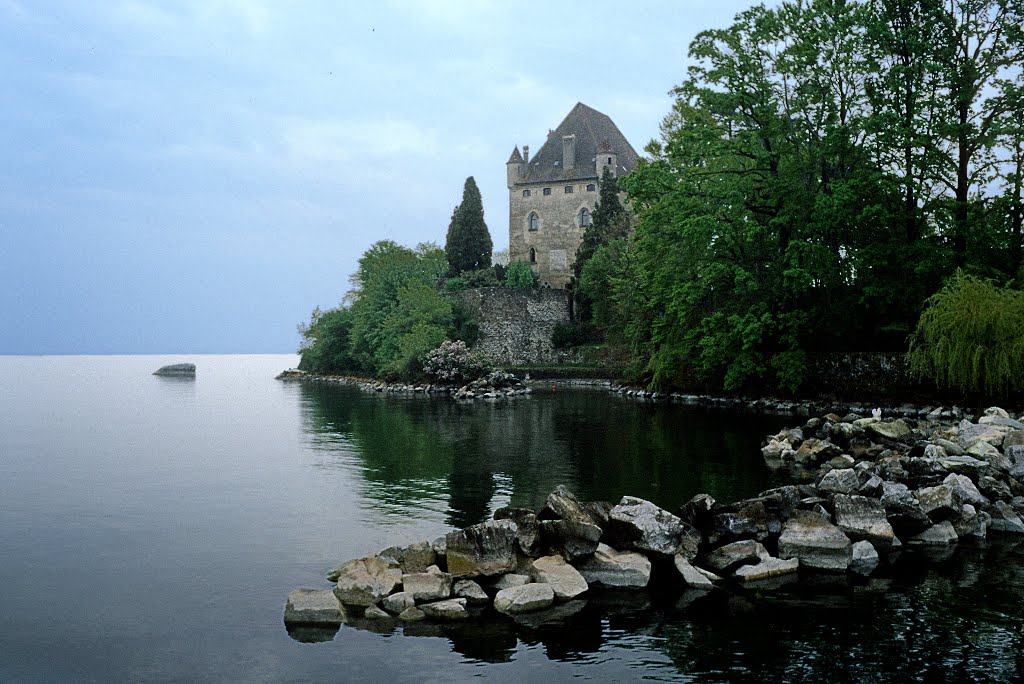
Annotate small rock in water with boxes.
[493,583,555,615]
[153,363,195,376]
[849,541,880,576]
[575,543,651,589]
[284,588,345,625]
[529,555,588,600]
[419,598,469,621]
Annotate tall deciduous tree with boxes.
[445,177,492,275]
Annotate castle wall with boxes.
[508,181,598,288]
[456,287,570,365]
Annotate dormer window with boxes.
[543,188,551,196]
[564,186,573,194]
[528,212,540,231]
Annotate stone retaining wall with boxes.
[456,288,572,366]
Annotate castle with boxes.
[506,102,639,289]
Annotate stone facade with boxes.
[507,103,638,289]
[456,288,570,365]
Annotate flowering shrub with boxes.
[422,340,490,385]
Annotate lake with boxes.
[2,355,1022,682]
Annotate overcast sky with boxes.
[0,0,755,354]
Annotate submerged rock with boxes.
[849,541,880,576]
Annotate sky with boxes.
[0,0,756,355]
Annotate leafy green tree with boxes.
[445,177,493,275]
[909,271,1024,395]
[297,306,356,373]
[504,261,536,288]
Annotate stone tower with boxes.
[506,102,638,288]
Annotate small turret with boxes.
[507,146,525,188]
[596,138,617,178]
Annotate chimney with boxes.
[523,145,529,163]
[562,134,576,171]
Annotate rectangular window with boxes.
[564,186,573,194]
[522,189,531,197]
[586,183,596,192]
[543,187,551,196]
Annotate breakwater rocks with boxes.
[275,369,531,400]
[153,363,195,377]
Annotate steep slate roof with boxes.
[507,146,523,163]
[519,102,639,183]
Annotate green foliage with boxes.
[445,177,493,275]
[551,321,599,350]
[450,299,480,346]
[459,267,501,288]
[909,272,1024,395]
[422,340,490,385]
[443,277,468,292]
[504,261,536,288]
[297,306,356,373]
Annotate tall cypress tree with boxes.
[445,176,492,276]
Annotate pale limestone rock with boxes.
[575,543,651,589]
[529,555,588,600]
[331,557,399,607]
[419,598,469,620]
[778,510,852,571]
[494,583,555,614]
[674,555,714,590]
[284,588,345,625]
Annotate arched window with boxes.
[528,212,540,231]
[578,208,591,227]
[529,247,537,263]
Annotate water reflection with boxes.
[298,384,793,527]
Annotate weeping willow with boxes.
[909,272,1024,396]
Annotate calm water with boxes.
[2,355,1023,682]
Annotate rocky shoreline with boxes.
[276,368,531,400]
[283,406,1024,634]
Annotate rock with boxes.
[445,519,519,577]
[849,541,879,576]
[540,485,600,525]
[153,363,195,376]
[937,455,987,477]
[284,588,345,625]
[942,473,989,507]
[979,415,1024,430]
[331,557,400,607]
[777,510,853,572]
[734,556,799,582]
[958,424,1009,449]
[984,406,1011,419]
[607,496,698,558]
[916,484,958,521]
[967,441,1001,459]
[494,507,542,557]
[452,579,489,605]
[419,598,469,621]
[833,494,895,550]
[867,421,911,441]
[818,468,861,495]
[397,606,426,622]
[880,483,932,538]
[701,540,763,573]
[909,521,958,545]
[492,573,532,591]
[510,599,588,628]
[401,567,452,602]
[575,543,651,589]
[859,475,884,497]
[979,475,1012,501]
[494,583,555,615]
[673,555,715,590]
[529,555,588,600]
[794,438,841,466]
[381,591,417,616]
[988,501,1024,534]
[363,606,392,620]
[827,455,857,469]
[934,438,966,456]
[677,493,716,529]
[540,519,603,562]
[378,541,436,574]
[951,504,984,538]
[1004,431,1024,449]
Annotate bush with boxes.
[505,261,536,289]
[443,277,468,292]
[909,271,1024,395]
[422,340,490,385]
[551,321,600,349]
[460,267,501,288]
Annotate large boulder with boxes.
[575,543,651,589]
[942,473,989,507]
[833,494,895,551]
[909,521,958,545]
[916,484,958,521]
[331,557,400,607]
[734,556,799,583]
[958,423,1009,449]
[494,507,542,557]
[849,541,879,576]
[700,540,763,574]
[818,469,861,496]
[402,566,452,602]
[607,496,698,558]
[381,591,416,616]
[673,555,715,590]
[988,501,1024,534]
[452,579,489,605]
[378,541,436,574]
[445,519,519,578]
[529,555,588,600]
[777,510,853,571]
[880,482,932,538]
[540,486,600,525]
[540,519,602,562]
[284,588,346,625]
[867,421,912,441]
[494,583,555,615]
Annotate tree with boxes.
[573,167,629,283]
[445,177,493,275]
[504,261,536,288]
